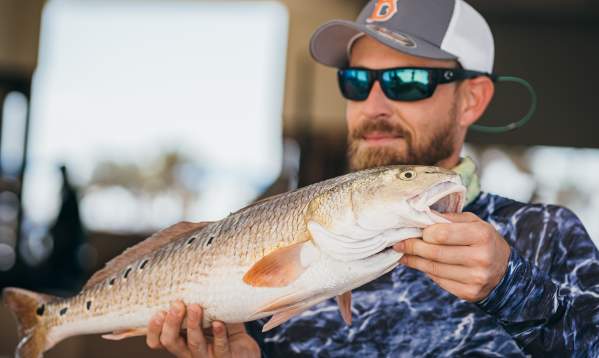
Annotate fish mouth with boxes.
[426,183,465,214]
[408,180,466,217]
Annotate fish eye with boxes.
[399,170,416,180]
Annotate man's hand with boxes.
[146,301,260,358]
[394,212,511,302]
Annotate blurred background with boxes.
[0,0,598,356]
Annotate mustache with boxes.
[350,119,408,140]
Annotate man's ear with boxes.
[457,76,495,128]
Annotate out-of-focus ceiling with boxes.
[469,0,599,20]
[356,0,599,19]
[471,0,595,11]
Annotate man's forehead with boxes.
[349,36,457,68]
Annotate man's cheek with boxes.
[345,102,361,126]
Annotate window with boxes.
[25,0,289,232]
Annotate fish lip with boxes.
[407,179,466,215]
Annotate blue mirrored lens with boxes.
[381,68,433,101]
[338,69,373,101]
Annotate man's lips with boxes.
[362,132,403,142]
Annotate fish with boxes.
[2,165,466,358]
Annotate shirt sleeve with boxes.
[476,209,599,356]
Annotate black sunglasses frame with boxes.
[337,67,496,102]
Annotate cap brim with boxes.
[310,20,457,68]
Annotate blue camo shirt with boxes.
[246,192,599,357]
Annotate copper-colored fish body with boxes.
[3,165,465,357]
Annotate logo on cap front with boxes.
[367,0,399,23]
[366,25,417,48]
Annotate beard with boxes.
[347,102,459,171]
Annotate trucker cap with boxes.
[309,0,495,74]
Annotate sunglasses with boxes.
[337,67,493,102]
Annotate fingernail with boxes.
[394,242,404,252]
[189,305,200,317]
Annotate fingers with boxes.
[440,212,479,223]
[399,254,473,284]
[394,238,473,265]
[147,311,167,350]
[161,301,191,358]
[187,304,208,358]
[212,321,232,357]
[223,322,248,336]
[427,273,485,303]
[422,221,484,245]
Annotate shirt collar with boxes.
[451,157,481,207]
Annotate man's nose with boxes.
[362,81,393,118]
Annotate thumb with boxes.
[438,212,479,223]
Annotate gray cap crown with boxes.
[310,0,495,73]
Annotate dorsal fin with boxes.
[230,192,288,216]
[83,221,211,289]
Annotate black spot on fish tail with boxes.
[59,307,68,316]
[207,236,215,246]
[3,287,54,358]
[109,277,116,286]
[86,301,92,310]
[187,236,196,245]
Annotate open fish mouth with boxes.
[426,182,465,214]
[408,180,466,216]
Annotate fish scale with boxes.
[3,165,466,358]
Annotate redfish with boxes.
[3,165,465,357]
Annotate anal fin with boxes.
[336,291,352,325]
[102,327,148,341]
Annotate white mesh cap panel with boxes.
[441,0,494,73]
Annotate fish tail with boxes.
[2,287,55,358]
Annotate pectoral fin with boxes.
[102,327,147,341]
[243,240,319,288]
[336,291,352,325]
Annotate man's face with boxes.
[346,36,464,171]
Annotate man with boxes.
[147,0,599,356]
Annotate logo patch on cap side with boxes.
[367,0,399,23]
[366,25,417,48]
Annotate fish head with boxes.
[350,165,466,232]
[308,165,466,262]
